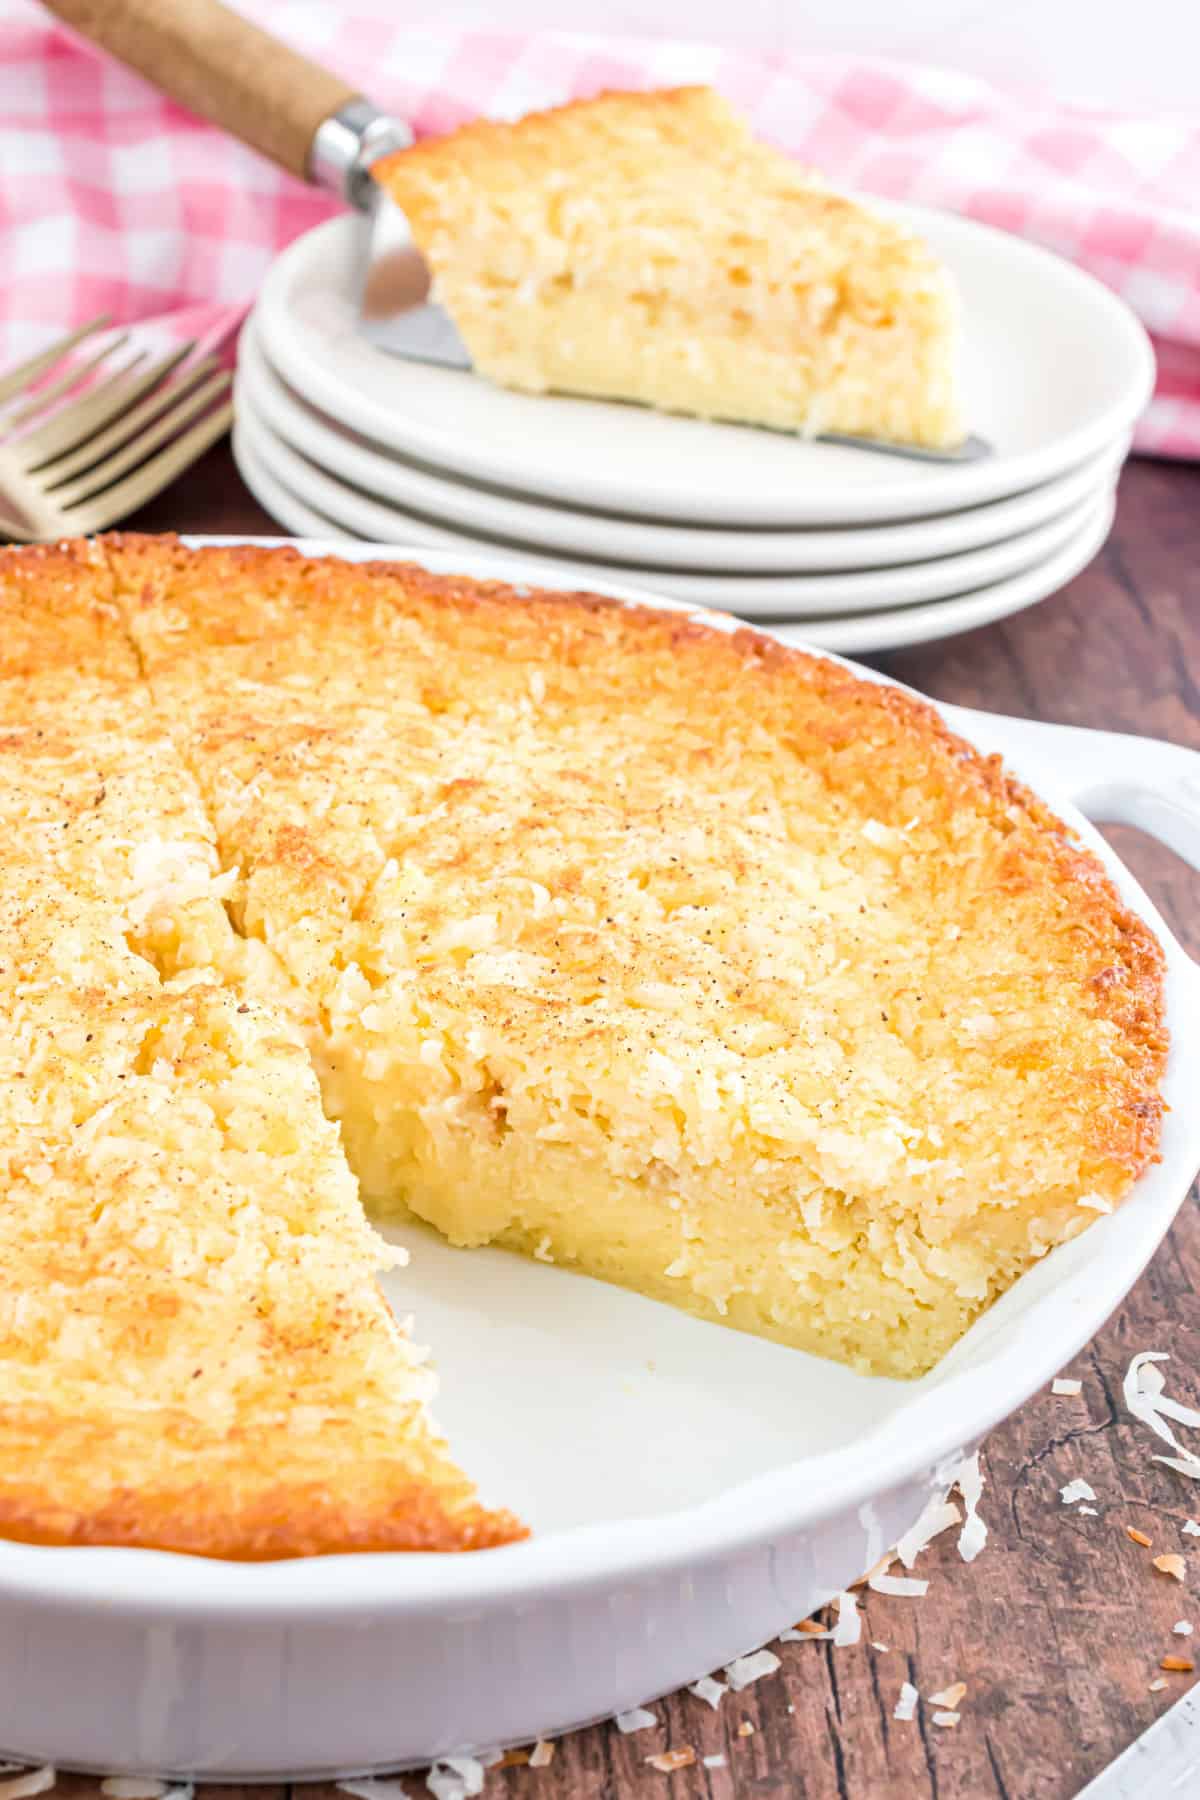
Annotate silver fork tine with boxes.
[0,315,112,407]
[16,343,195,470]
[38,354,221,488]
[50,370,232,508]
[68,398,234,534]
[5,334,130,429]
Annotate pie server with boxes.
[1072,1681,1200,1798]
[44,0,990,465]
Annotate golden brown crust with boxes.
[0,534,1168,1553]
[108,530,1168,1198]
[373,87,738,200]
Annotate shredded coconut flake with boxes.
[894,1682,919,1722]
[928,1683,967,1709]
[688,1676,727,1709]
[427,1757,486,1800]
[832,1590,862,1646]
[725,1648,781,1691]
[100,1784,167,1800]
[1079,1505,1099,1516]
[871,1642,890,1652]
[1175,1621,1195,1636]
[339,1782,410,1800]
[1185,1520,1200,1537]
[955,1452,989,1562]
[702,1755,726,1770]
[615,1708,658,1734]
[528,1742,554,1769]
[1076,1194,1113,1213]
[645,1748,695,1772]
[737,1721,755,1737]
[1061,1478,1097,1505]
[0,1775,55,1800]
[896,1496,960,1570]
[0,1771,53,1800]
[1155,1554,1187,1581]
[869,1572,930,1598]
[932,1712,961,1728]
[1124,1353,1200,1481]
[1052,1378,1083,1396]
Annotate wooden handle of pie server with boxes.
[41,0,359,181]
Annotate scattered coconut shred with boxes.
[780,1591,860,1646]
[1124,1353,1200,1479]
[1052,1378,1083,1397]
[894,1682,919,1723]
[615,1708,658,1735]
[426,1754,493,1800]
[645,1749,695,1773]
[724,1648,781,1691]
[0,1775,55,1800]
[688,1676,727,1710]
[1060,1478,1097,1506]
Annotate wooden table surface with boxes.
[68,449,1200,1800]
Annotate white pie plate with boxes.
[233,388,1115,618]
[238,310,1130,573]
[254,210,1154,527]
[7,539,1197,1781]
[232,423,1117,654]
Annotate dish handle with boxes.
[945,708,1200,878]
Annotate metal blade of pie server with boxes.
[357,186,472,369]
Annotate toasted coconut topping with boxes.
[1154,1554,1187,1580]
[645,1749,696,1773]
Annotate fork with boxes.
[0,315,234,541]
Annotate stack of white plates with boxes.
[235,207,1153,653]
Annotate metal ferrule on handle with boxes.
[309,101,412,209]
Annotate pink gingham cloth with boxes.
[3,0,1200,456]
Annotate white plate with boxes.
[233,416,1115,653]
[239,311,1129,573]
[233,398,1114,619]
[255,210,1153,527]
[787,492,1116,653]
[3,537,1197,1779]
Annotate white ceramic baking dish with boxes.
[2,540,1197,1779]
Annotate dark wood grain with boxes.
[89,451,1200,1797]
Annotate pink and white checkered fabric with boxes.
[3,0,1199,456]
